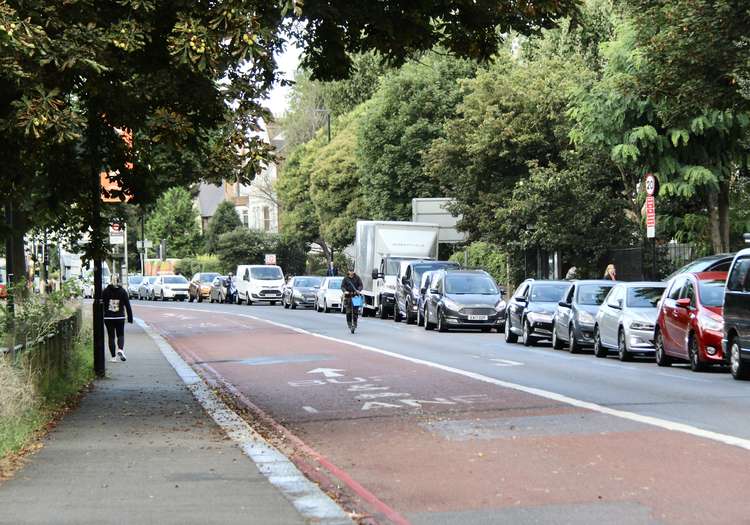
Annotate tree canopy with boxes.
[146,187,201,259]
[204,200,242,254]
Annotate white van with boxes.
[235,264,284,305]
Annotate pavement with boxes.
[131,300,750,525]
[0,322,313,525]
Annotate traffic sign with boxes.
[109,223,125,245]
[265,254,277,265]
[137,240,153,249]
[646,195,656,238]
[645,173,657,196]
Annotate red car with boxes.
[655,271,727,371]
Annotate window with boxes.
[250,266,283,280]
[727,258,750,292]
[244,269,250,281]
[565,285,575,304]
[577,284,613,305]
[668,277,686,300]
[607,286,623,308]
[164,276,188,284]
[698,279,726,307]
[445,274,498,295]
[241,209,249,227]
[684,283,696,307]
[263,206,271,231]
[530,283,569,303]
[514,283,528,299]
[626,286,666,308]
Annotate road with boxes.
[132,299,750,525]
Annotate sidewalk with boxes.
[0,323,308,525]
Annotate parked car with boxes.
[188,272,219,303]
[505,279,571,346]
[723,249,750,380]
[138,276,157,300]
[208,275,229,303]
[235,264,284,305]
[315,276,344,313]
[666,253,735,280]
[153,275,189,301]
[416,271,438,327]
[423,269,505,332]
[394,260,460,324]
[282,275,323,309]
[552,280,616,353]
[654,272,727,371]
[593,282,667,360]
[126,275,143,299]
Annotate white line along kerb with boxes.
[136,304,750,452]
[134,318,352,525]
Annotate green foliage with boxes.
[358,52,477,220]
[449,242,508,286]
[174,255,223,277]
[215,229,274,274]
[273,235,308,277]
[146,187,202,259]
[204,201,242,254]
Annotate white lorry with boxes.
[354,220,440,318]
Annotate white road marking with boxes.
[490,358,524,367]
[135,304,750,452]
[307,367,346,378]
[655,372,713,383]
[302,406,319,414]
[134,318,351,524]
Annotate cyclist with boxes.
[341,268,363,333]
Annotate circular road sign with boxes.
[645,174,657,196]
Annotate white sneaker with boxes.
[110,356,118,363]
[117,350,127,362]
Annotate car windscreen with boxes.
[128,277,142,285]
[698,279,726,307]
[445,274,498,295]
[294,277,322,288]
[200,273,219,282]
[385,259,405,275]
[147,277,157,284]
[412,263,458,285]
[530,283,569,302]
[626,286,665,308]
[327,277,343,288]
[577,284,613,305]
[250,267,283,280]
[164,276,188,284]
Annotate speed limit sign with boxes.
[645,174,657,196]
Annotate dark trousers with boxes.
[344,297,359,328]
[104,318,125,357]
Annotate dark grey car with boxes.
[423,269,505,332]
[394,260,460,324]
[282,276,323,309]
[552,280,615,353]
[723,249,750,380]
[505,279,571,346]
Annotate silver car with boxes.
[138,276,157,300]
[593,282,667,361]
[315,277,344,313]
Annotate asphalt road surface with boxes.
[132,299,750,525]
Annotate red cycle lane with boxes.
[140,307,750,525]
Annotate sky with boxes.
[264,42,302,118]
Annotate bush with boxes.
[215,229,275,274]
[450,242,508,287]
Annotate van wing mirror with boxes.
[372,269,380,280]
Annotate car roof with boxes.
[529,280,570,286]
[692,271,728,281]
[572,280,615,285]
[441,268,489,275]
[736,248,750,258]
[617,281,667,288]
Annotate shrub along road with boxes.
[135,300,750,524]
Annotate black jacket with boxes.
[341,274,363,294]
[102,285,133,322]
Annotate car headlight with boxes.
[700,315,723,332]
[443,298,461,312]
[528,312,553,323]
[629,321,655,331]
[293,290,303,299]
[495,300,506,312]
[578,311,595,324]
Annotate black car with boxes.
[209,275,231,303]
[723,249,750,380]
[423,269,505,332]
[394,260,460,324]
[552,280,615,353]
[505,279,571,346]
[282,276,323,309]
[667,253,735,280]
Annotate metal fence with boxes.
[606,242,696,281]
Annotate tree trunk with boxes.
[708,190,723,254]
[718,179,730,252]
[11,211,27,284]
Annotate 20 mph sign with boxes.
[645,174,656,238]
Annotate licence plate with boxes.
[468,315,488,321]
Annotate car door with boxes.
[600,285,623,348]
[427,273,443,322]
[556,284,575,341]
[726,257,750,354]
[662,276,687,354]
[671,278,696,358]
[508,283,529,332]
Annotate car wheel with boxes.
[437,309,448,332]
[688,334,706,372]
[593,327,607,358]
[730,338,749,380]
[197,294,203,303]
[522,319,536,347]
[551,322,564,350]
[654,330,671,366]
[378,299,388,319]
[504,316,518,344]
[189,293,194,303]
[324,300,330,313]
[406,301,416,325]
[568,325,580,354]
[393,303,402,322]
[160,292,165,302]
[618,329,632,362]
[283,296,290,309]
[424,307,434,331]
[291,299,297,310]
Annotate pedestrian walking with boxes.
[102,274,133,362]
[341,268,363,333]
[565,266,578,280]
[326,261,338,277]
[603,264,617,281]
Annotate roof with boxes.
[573,280,617,285]
[616,281,667,287]
[690,271,728,281]
[197,183,225,218]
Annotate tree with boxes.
[204,200,242,254]
[146,187,201,259]
[214,229,273,274]
[358,52,477,220]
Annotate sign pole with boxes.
[645,174,658,280]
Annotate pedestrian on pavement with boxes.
[326,261,338,277]
[341,268,363,333]
[226,272,236,304]
[603,264,617,281]
[565,266,578,280]
[102,274,133,362]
